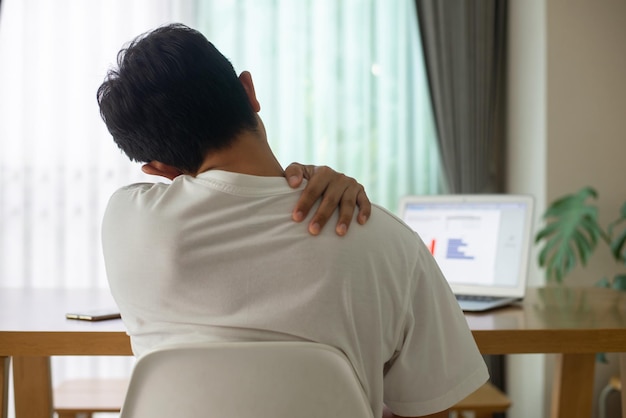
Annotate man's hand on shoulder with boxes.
[285,163,371,236]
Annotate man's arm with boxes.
[285,163,371,236]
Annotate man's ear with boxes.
[239,71,261,112]
[141,161,184,180]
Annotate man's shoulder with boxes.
[344,203,422,254]
[107,181,170,204]
[367,204,418,236]
[112,181,167,195]
[104,182,172,222]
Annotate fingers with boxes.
[355,187,371,225]
[331,178,370,236]
[288,164,371,236]
[284,162,316,189]
[336,183,370,234]
[307,172,346,235]
[291,165,331,226]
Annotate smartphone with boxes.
[66,309,121,321]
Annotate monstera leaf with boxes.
[535,187,606,283]
[537,189,626,363]
[608,201,626,265]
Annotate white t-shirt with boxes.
[102,170,488,417]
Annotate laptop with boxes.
[399,194,534,312]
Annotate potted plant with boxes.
[536,187,626,364]
[535,186,626,288]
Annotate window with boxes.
[0,0,439,289]
[0,1,439,404]
[197,0,441,210]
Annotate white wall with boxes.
[506,0,547,416]
[546,0,626,284]
[507,0,626,417]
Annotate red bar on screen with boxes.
[429,239,436,255]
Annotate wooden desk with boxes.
[2,286,626,418]
[467,286,626,417]
[0,288,130,418]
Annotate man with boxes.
[98,24,488,418]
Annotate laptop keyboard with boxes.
[455,294,503,302]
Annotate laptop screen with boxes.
[399,195,534,298]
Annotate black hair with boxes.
[97,23,258,173]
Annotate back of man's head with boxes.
[97,23,257,173]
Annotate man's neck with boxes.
[195,130,284,178]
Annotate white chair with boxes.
[119,341,374,418]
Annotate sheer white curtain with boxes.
[0,0,438,415]
[0,1,196,414]
[0,0,439,289]
[0,0,196,289]
[197,0,441,211]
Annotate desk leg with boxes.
[550,353,595,418]
[619,353,626,418]
[12,357,53,418]
[0,356,9,418]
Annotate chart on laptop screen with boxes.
[400,195,533,291]
[404,209,501,286]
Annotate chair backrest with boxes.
[119,341,374,418]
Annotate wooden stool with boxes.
[53,378,128,418]
[450,382,511,418]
